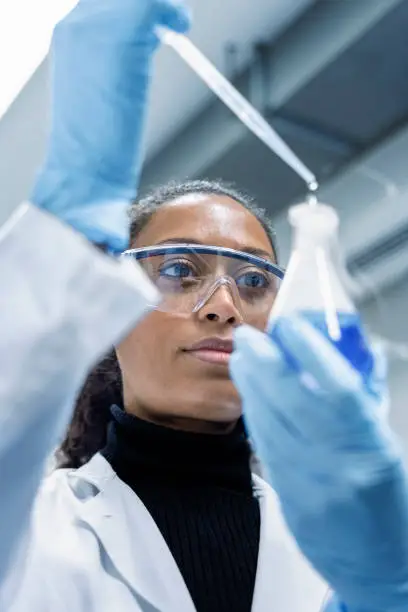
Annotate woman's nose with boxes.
[196,283,243,326]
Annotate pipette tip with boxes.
[307,193,318,206]
[306,179,319,206]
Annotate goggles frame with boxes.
[123,243,285,280]
[122,243,284,318]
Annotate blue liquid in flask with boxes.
[270,310,374,385]
[300,310,374,383]
[270,203,375,383]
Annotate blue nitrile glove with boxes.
[230,316,408,612]
[324,593,348,612]
[31,0,190,252]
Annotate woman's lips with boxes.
[184,338,234,366]
[187,348,232,365]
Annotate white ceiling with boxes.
[0,0,76,120]
[0,0,313,157]
[145,0,314,158]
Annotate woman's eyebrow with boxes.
[155,238,274,260]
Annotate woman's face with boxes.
[116,193,276,432]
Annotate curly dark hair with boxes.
[56,179,277,468]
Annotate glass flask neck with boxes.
[269,202,374,384]
[290,202,338,251]
[270,202,355,327]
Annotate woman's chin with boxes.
[194,398,242,426]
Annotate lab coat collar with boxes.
[73,453,196,612]
[252,474,297,609]
[71,454,325,612]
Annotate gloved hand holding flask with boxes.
[31,0,190,252]
[231,202,408,612]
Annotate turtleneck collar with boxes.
[102,405,254,495]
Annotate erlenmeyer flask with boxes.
[269,202,374,384]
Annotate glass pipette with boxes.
[156,27,319,193]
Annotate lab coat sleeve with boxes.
[0,203,160,586]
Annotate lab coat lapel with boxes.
[251,475,327,612]
[72,458,326,612]
[75,454,196,612]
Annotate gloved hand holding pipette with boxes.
[30,0,190,253]
[231,200,408,612]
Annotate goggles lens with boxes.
[123,244,283,319]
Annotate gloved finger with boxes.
[231,325,304,434]
[233,324,289,377]
[156,0,191,33]
[233,323,384,447]
[371,340,388,380]
[230,334,312,452]
[230,333,286,449]
[232,357,300,466]
[61,202,131,253]
[232,325,344,443]
[234,361,330,503]
[232,364,308,450]
[235,363,337,477]
[368,338,388,387]
[231,326,390,456]
[231,333,392,514]
[323,594,347,612]
[272,316,363,396]
[61,0,191,38]
[364,341,390,421]
[232,325,349,441]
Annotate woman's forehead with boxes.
[136,193,273,255]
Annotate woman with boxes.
[1,0,408,610]
[55,178,327,612]
[0,179,327,612]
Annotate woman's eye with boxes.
[236,271,269,289]
[160,262,194,278]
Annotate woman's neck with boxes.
[124,400,238,435]
[102,405,254,494]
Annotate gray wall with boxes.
[362,277,408,448]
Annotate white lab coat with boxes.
[5,453,328,612]
[0,204,328,611]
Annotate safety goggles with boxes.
[122,244,284,319]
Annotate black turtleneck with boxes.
[101,405,260,612]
